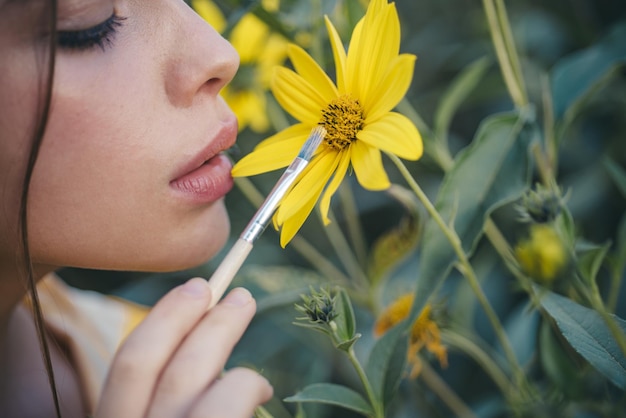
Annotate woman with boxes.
[0,0,273,417]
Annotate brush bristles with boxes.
[297,126,326,161]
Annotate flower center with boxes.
[319,95,365,151]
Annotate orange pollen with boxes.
[319,95,365,151]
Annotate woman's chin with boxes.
[33,204,232,274]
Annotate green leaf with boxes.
[292,321,333,337]
[284,383,374,416]
[334,288,357,343]
[365,324,408,409]
[538,320,584,398]
[335,334,362,352]
[409,111,534,322]
[615,214,626,273]
[540,290,626,389]
[576,241,611,286]
[434,56,491,144]
[551,22,626,121]
[556,204,577,248]
[604,157,626,199]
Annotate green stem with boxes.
[540,73,558,173]
[397,99,455,172]
[495,0,527,100]
[530,142,552,187]
[387,153,524,380]
[607,265,624,313]
[482,0,528,108]
[266,94,291,132]
[338,182,368,266]
[347,346,384,418]
[441,329,513,398]
[254,406,275,418]
[318,208,370,291]
[419,359,478,418]
[483,218,545,305]
[233,176,266,207]
[290,235,352,287]
[483,218,516,265]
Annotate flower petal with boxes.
[231,14,269,63]
[257,34,290,87]
[319,151,351,225]
[271,67,325,124]
[231,128,308,176]
[277,190,319,248]
[288,44,338,103]
[225,89,269,133]
[253,123,312,150]
[363,54,416,121]
[324,16,347,93]
[347,1,400,102]
[358,112,423,160]
[192,0,226,33]
[345,17,364,95]
[274,150,341,247]
[351,140,390,190]
[276,150,338,223]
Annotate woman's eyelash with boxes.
[57,14,126,51]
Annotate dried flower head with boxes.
[374,293,448,378]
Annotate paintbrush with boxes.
[206,125,326,308]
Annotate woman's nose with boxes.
[164,2,239,108]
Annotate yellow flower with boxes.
[193,0,289,133]
[232,0,423,247]
[191,0,226,33]
[515,224,568,284]
[373,294,414,337]
[374,294,448,379]
[222,3,289,133]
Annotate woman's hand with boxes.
[96,278,273,418]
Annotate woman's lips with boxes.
[170,153,234,203]
[170,115,238,204]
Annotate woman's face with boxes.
[0,0,240,272]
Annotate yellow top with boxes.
[34,274,149,410]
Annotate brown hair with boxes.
[17,0,62,416]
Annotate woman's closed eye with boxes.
[57,13,125,51]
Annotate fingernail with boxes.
[223,287,252,306]
[179,278,210,298]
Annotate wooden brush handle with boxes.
[206,238,253,309]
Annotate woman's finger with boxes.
[146,287,256,418]
[96,278,213,418]
[187,367,273,418]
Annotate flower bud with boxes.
[514,224,568,284]
[517,183,565,224]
